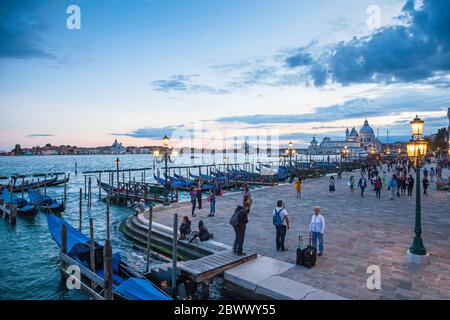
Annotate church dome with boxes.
[359,119,374,136]
[350,127,358,136]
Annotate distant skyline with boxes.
[1,0,449,151]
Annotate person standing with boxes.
[272,200,290,252]
[430,167,436,182]
[374,176,382,199]
[407,174,414,197]
[196,181,203,209]
[207,189,216,217]
[349,175,355,194]
[242,184,252,206]
[229,202,250,256]
[189,186,197,217]
[423,176,430,195]
[309,206,325,256]
[328,176,336,197]
[295,178,302,198]
[357,175,367,198]
[388,175,398,200]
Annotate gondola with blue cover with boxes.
[1,189,37,215]
[28,189,65,213]
[47,214,172,300]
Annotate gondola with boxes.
[47,214,172,300]
[1,189,37,215]
[0,176,57,193]
[28,189,65,213]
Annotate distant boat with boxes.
[1,189,37,215]
[28,189,65,213]
[47,214,172,300]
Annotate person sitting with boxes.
[188,220,213,243]
[132,199,146,216]
[179,216,192,240]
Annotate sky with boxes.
[0,0,449,151]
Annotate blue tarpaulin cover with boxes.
[47,213,90,252]
[115,278,172,300]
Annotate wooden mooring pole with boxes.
[84,175,87,200]
[63,174,67,208]
[146,206,153,273]
[61,223,67,281]
[104,193,113,300]
[89,217,96,288]
[79,188,82,231]
[98,173,102,201]
[171,213,178,298]
[88,177,92,207]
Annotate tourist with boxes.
[132,199,146,216]
[374,176,382,199]
[309,206,325,256]
[407,174,414,196]
[295,177,302,198]
[242,184,252,206]
[423,167,429,179]
[272,200,290,252]
[382,171,387,188]
[388,175,398,200]
[430,167,436,182]
[401,176,407,196]
[423,176,430,195]
[196,181,203,209]
[349,175,355,193]
[395,175,402,197]
[229,202,251,256]
[329,176,336,197]
[189,186,197,217]
[207,189,216,217]
[188,220,213,243]
[179,216,192,240]
[357,175,367,198]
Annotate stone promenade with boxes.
[144,165,450,300]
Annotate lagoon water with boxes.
[0,153,276,300]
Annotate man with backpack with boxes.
[229,202,251,256]
[273,200,290,252]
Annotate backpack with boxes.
[272,208,284,226]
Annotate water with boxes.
[0,153,276,300]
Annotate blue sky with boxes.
[0,0,449,151]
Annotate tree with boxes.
[45,143,52,148]
[12,144,23,156]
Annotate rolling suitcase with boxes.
[303,233,317,269]
[296,236,305,265]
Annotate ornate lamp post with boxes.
[406,116,429,264]
[153,135,178,206]
[285,141,296,176]
[115,158,120,188]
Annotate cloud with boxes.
[285,0,450,86]
[111,127,177,139]
[151,74,229,94]
[27,133,55,138]
[217,89,450,125]
[0,0,54,60]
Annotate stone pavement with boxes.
[144,165,450,300]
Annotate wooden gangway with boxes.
[177,250,257,282]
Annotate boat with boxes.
[47,214,172,300]
[1,189,37,215]
[28,189,65,213]
[0,176,57,193]
[46,173,70,187]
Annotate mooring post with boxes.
[61,223,67,280]
[44,174,47,196]
[79,188,82,231]
[84,175,87,200]
[10,205,16,226]
[21,176,25,199]
[63,174,67,207]
[103,239,113,300]
[89,217,96,288]
[98,173,102,201]
[75,162,78,175]
[37,178,40,193]
[171,213,178,298]
[88,177,92,207]
[106,191,111,239]
[146,206,153,273]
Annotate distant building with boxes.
[111,139,126,154]
[308,119,382,156]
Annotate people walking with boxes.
[388,175,398,200]
[329,176,336,197]
[189,186,197,217]
[374,176,382,198]
[207,189,216,217]
[196,181,203,209]
[357,175,367,198]
[309,206,325,256]
[349,175,355,193]
[229,202,250,256]
[407,174,414,196]
[295,177,302,198]
[423,176,430,195]
[272,200,290,252]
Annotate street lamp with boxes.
[285,141,296,176]
[115,158,120,188]
[153,135,177,205]
[406,115,429,264]
[342,145,349,163]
